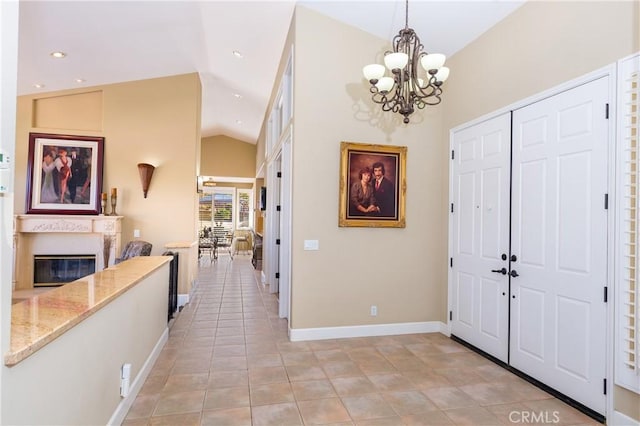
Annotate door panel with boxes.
[510,77,608,414]
[451,112,511,362]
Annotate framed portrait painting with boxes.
[339,141,406,228]
[26,133,104,215]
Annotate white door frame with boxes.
[279,129,292,321]
[448,63,616,418]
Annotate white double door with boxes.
[450,76,609,415]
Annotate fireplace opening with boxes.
[33,255,96,287]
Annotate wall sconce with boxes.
[137,163,155,198]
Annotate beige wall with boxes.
[288,7,447,329]
[201,135,256,178]
[14,74,202,255]
[442,1,639,419]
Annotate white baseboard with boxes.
[107,327,169,426]
[289,321,447,341]
[611,410,640,426]
[177,293,189,307]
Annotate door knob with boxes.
[510,254,517,262]
[501,253,507,261]
[491,268,507,275]
[510,269,519,277]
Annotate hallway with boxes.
[122,255,598,425]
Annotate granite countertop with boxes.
[5,256,172,366]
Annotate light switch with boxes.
[303,240,319,250]
[134,229,141,238]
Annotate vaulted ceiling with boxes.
[17,1,525,144]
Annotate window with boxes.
[237,189,251,228]
[616,53,640,392]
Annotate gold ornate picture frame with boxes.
[339,141,406,228]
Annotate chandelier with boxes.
[362,0,450,124]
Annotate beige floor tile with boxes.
[251,402,303,426]
[139,375,168,395]
[355,416,405,425]
[125,393,161,419]
[281,350,319,366]
[153,390,205,416]
[249,382,295,406]
[459,381,524,406]
[403,370,452,389]
[434,367,487,386]
[213,344,247,357]
[248,366,289,385]
[247,353,283,369]
[164,373,209,392]
[286,364,327,381]
[381,390,438,415]
[201,407,252,426]
[211,355,248,371]
[315,349,352,363]
[341,394,397,420]
[322,361,363,378]
[204,386,250,410]
[209,370,249,388]
[331,376,377,396]
[422,386,478,410]
[367,373,416,392]
[443,406,502,425]
[400,411,454,425]
[291,379,338,400]
[148,412,202,425]
[297,398,352,424]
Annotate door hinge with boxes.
[275,272,280,279]
[604,286,608,303]
[451,150,455,160]
[276,205,281,212]
[605,103,609,119]
[450,258,453,268]
[276,239,280,245]
[603,378,607,395]
[277,172,282,178]
[449,311,453,321]
[604,194,608,210]
[451,203,454,213]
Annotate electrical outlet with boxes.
[370,305,377,316]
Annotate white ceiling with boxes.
[17,0,525,144]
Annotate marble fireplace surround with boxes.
[13,215,123,290]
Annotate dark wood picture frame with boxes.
[26,133,104,215]
[339,141,407,228]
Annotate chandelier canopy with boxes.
[363,0,450,124]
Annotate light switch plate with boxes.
[303,240,319,250]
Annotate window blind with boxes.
[617,53,640,392]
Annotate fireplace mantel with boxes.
[13,215,123,290]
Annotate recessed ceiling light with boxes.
[75,78,85,84]
[236,120,243,125]
[33,83,45,89]
[233,93,242,99]
[50,51,66,59]
[232,50,243,59]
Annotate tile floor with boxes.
[122,254,599,425]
